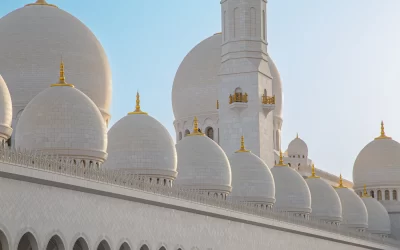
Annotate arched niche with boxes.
[17,232,39,250]
[46,235,65,250]
[140,245,149,250]
[184,129,190,137]
[97,240,111,250]
[205,127,214,140]
[72,237,89,250]
[0,230,9,250]
[119,242,131,250]
[159,247,166,250]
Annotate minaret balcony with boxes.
[229,93,248,112]
[261,94,275,116]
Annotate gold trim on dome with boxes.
[276,151,287,167]
[236,136,250,153]
[188,117,204,136]
[361,184,370,198]
[26,0,58,8]
[335,174,346,189]
[50,60,74,88]
[375,121,392,140]
[128,92,148,115]
[308,164,320,179]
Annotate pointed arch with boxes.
[0,230,9,250]
[17,232,39,250]
[97,240,111,250]
[72,238,89,250]
[140,245,149,250]
[119,242,131,250]
[159,247,166,250]
[46,235,65,250]
[184,129,190,137]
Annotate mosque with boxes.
[0,0,399,250]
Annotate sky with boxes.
[2,0,400,181]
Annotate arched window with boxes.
[140,245,149,250]
[119,243,130,250]
[394,190,398,201]
[97,240,111,250]
[206,127,214,140]
[72,238,89,250]
[159,247,166,250]
[370,190,374,198]
[385,190,390,200]
[18,233,39,250]
[179,132,182,141]
[288,163,291,167]
[46,235,65,250]
[184,129,190,137]
[377,190,382,201]
[0,230,9,250]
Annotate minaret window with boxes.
[393,190,397,201]
[179,132,182,141]
[370,190,375,198]
[385,190,390,200]
[206,127,214,140]
[229,88,248,104]
[377,190,382,200]
[184,129,190,137]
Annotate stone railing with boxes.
[0,145,398,247]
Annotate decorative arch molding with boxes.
[45,234,65,250]
[70,233,91,250]
[15,228,41,250]
[174,245,185,250]
[118,242,131,250]
[0,224,11,250]
[94,236,113,250]
[16,231,39,250]
[156,242,168,250]
[137,240,151,250]
[116,238,132,250]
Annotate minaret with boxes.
[219,0,274,166]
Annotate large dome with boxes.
[172,33,282,121]
[0,1,112,122]
[353,122,400,188]
[175,118,232,194]
[228,137,275,206]
[0,75,12,140]
[15,64,107,162]
[104,95,177,181]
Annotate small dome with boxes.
[353,122,400,187]
[0,1,112,121]
[104,93,177,180]
[0,75,12,140]
[305,165,342,222]
[335,178,368,229]
[362,194,391,235]
[175,117,232,194]
[287,135,308,157]
[271,153,311,214]
[15,62,107,162]
[228,136,275,205]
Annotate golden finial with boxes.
[296,133,299,139]
[308,164,320,179]
[216,100,219,110]
[276,150,287,166]
[361,184,370,197]
[26,0,58,8]
[236,136,250,153]
[375,121,392,140]
[336,174,346,189]
[50,59,74,88]
[128,92,148,115]
[188,117,204,136]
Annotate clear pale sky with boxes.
[2,0,400,181]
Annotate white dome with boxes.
[362,196,391,235]
[0,2,112,121]
[228,142,275,205]
[175,128,232,193]
[15,72,107,162]
[172,33,282,121]
[271,160,311,213]
[287,136,308,157]
[335,187,368,229]
[353,124,400,187]
[305,173,342,222]
[104,101,177,179]
[0,75,12,140]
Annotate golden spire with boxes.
[236,136,250,153]
[375,121,392,140]
[50,59,74,88]
[26,0,58,8]
[336,174,346,189]
[361,184,370,197]
[308,164,320,179]
[296,133,299,139]
[276,151,287,166]
[216,100,219,109]
[188,117,204,136]
[128,92,148,115]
